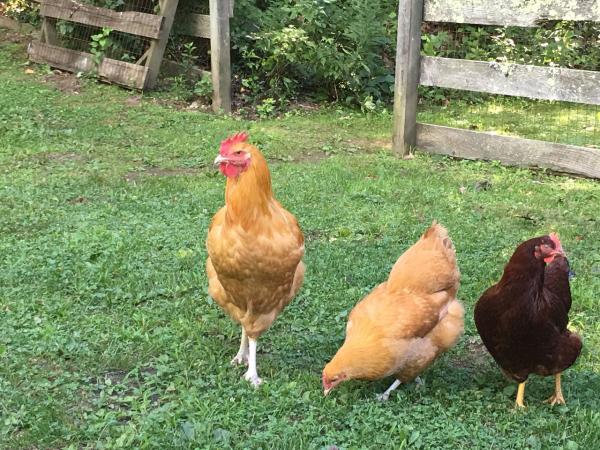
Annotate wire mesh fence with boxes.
[51,0,159,63]
[418,22,600,149]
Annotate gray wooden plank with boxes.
[417,123,600,178]
[160,59,210,78]
[144,0,179,89]
[424,0,600,26]
[177,13,210,38]
[420,56,600,105]
[28,41,148,89]
[209,0,232,113]
[41,17,60,45]
[40,0,164,39]
[392,0,425,156]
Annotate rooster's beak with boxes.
[213,154,228,166]
[323,387,332,396]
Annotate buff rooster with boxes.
[322,222,464,400]
[206,132,305,387]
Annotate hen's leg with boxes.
[515,382,526,408]
[243,338,263,387]
[544,373,566,405]
[376,379,401,402]
[231,328,249,366]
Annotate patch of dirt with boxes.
[68,196,89,205]
[269,150,330,165]
[124,167,205,182]
[88,367,160,422]
[39,152,85,163]
[125,95,142,107]
[42,70,82,94]
[451,336,492,370]
[349,138,392,152]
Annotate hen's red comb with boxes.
[220,132,249,155]
[549,232,563,252]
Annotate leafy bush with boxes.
[231,0,398,106]
[4,0,599,107]
[1,0,40,25]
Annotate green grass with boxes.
[1,31,600,449]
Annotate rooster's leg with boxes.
[243,337,263,387]
[376,379,401,402]
[544,373,566,406]
[231,328,249,366]
[515,382,526,408]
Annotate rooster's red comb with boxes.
[220,132,249,155]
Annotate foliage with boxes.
[4,0,600,107]
[1,0,39,25]
[2,34,600,449]
[231,0,398,106]
[89,27,112,69]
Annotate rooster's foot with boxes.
[230,352,249,366]
[243,370,263,388]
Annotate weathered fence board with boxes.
[144,0,179,89]
[392,0,425,156]
[417,124,600,178]
[424,0,600,26]
[209,0,232,113]
[40,0,164,39]
[420,56,600,105]
[177,13,210,38]
[28,41,148,89]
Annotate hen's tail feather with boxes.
[387,222,459,295]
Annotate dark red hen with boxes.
[474,234,582,407]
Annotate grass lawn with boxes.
[1,30,600,449]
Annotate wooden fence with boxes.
[28,0,233,113]
[392,0,600,178]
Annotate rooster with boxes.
[206,132,305,387]
[322,222,464,400]
[474,234,582,407]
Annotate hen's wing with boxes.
[387,222,459,298]
[541,256,572,331]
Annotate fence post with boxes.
[144,0,179,89]
[209,0,232,114]
[392,0,424,156]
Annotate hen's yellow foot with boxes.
[544,393,565,406]
[514,382,526,409]
[544,373,565,405]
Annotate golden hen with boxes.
[206,132,305,387]
[322,222,464,400]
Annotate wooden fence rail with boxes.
[28,0,233,112]
[393,0,600,178]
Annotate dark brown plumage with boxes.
[474,234,582,407]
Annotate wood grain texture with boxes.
[392,0,425,156]
[28,41,148,89]
[40,0,164,39]
[144,0,179,89]
[420,56,600,105]
[417,123,600,178]
[424,0,600,26]
[209,0,232,113]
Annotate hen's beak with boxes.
[213,154,228,166]
[323,387,332,396]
